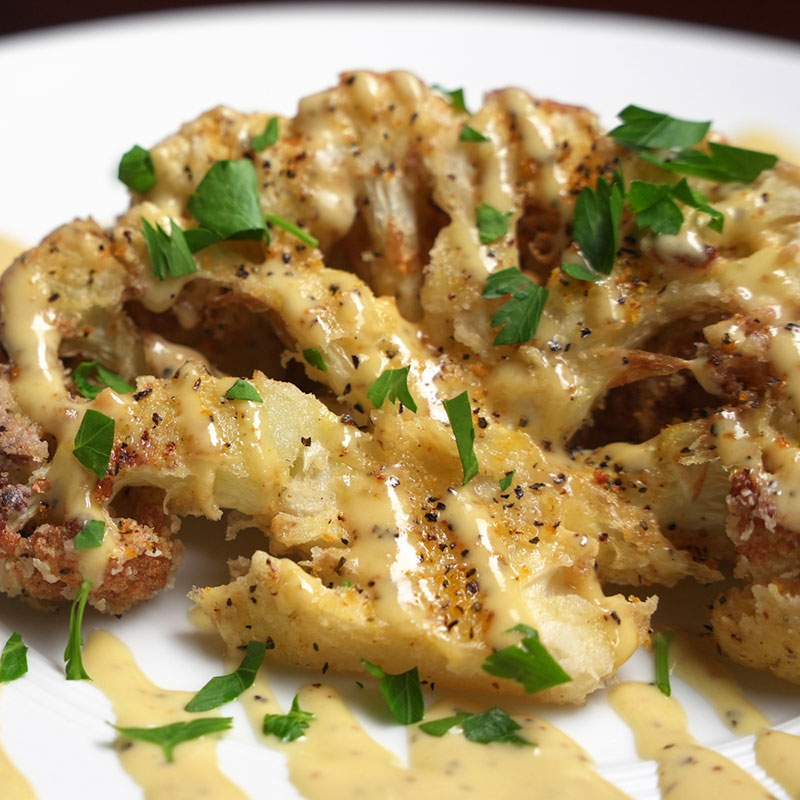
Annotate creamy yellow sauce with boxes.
[82,630,248,800]
[609,682,776,799]
[0,687,36,800]
[0,236,24,274]
[240,668,630,799]
[754,729,800,798]
[670,633,771,735]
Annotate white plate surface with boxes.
[1,5,799,798]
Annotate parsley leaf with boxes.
[573,176,624,275]
[73,361,135,400]
[561,262,603,282]
[366,366,418,413]
[224,379,263,403]
[361,659,424,724]
[628,180,684,236]
[117,145,157,194]
[262,694,315,742]
[431,84,469,113]
[419,707,532,746]
[482,624,571,694]
[499,471,515,492]
[459,124,489,143]
[443,391,479,485]
[641,142,777,184]
[74,519,105,550]
[302,348,328,372]
[64,580,92,681]
[73,409,114,479]
[476,204,512,245]
[654,630,674,697]
[671,178,725,232]
[609,105,710,150]
[182,227,223,253]
[141,218,197,281]
[482,267,548,345]
[185,641,267,712]
[0,632,28,682]
[264,214,318,248]
[187,159,266,241]
[252,116,279,150]
[112,717,233,762]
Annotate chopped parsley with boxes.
[640,142,777,184]
[443,391,479,486]
[74,520,105,551]
[264,214,319,248]
[73,409,114,479]
[112,717,233,762]
[609,105,710,150]
[262,694,315,742]
[117,145,157,194]
[499,471,515,492]
[654,630,675,697]
[628,180,684,236]
[252,116,279,150]
[561,262,603,282]
[302,348,328,372]
[482,267,548,345]
[366,366,418,413]
[431,84,469,114]
[141,218,197,281]
[572,175,625,276]
[64,580,92,681]
[671,178,725,232]
[185,641,267,712]
[187,159,267,242]
[0,632,28,682]
[224,379,263,403]
[361,659,424,724]
[72,361,135,400]
[459,124,489,143]
[420,707,532,746]
[482,624,571,694]
[476,203,512,245]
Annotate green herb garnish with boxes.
[187,159,266,242]
[482,267,548,345]
[561,262,603,282]
[366,366,418,413]
[64,580,92,681]
[73,361,135,400]
[482,624,571,694]
[0,632,28,682]
[609,105,710,150]
[572,175,625,275]
[74,520,105,550]
[141,218,197,281]
[112,717,233,762]
[264,214,319,248]
[459,124,489,143]
[73,409,114,479]
[476,204,512,245]
[443,391,479,485]
[262,694,315,742]
[420,707,531,746]
[670,178,725,232]
[224,379,263,403]
[499,471,515,492]
[302,348,328,372]
[185,641,267,712]
[117,145,157,194]
[628,180,684,236]
[432,84,469,113]
[654,630,675,697]
[361,659,424,725]
[252,116,279,150]
[640,142,777,184]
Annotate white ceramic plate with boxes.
[1,5,799,798]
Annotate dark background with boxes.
[4,0,800,42]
